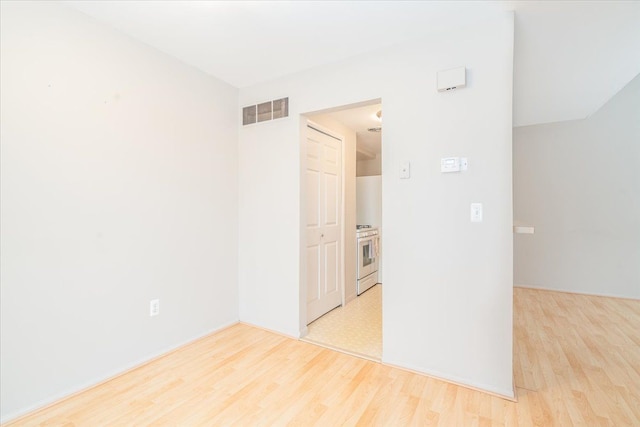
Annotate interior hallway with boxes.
[303,284,382,361]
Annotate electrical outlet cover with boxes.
[400,161,411,179]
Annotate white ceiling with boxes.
[325,104,383,160]
[64,1,640,127]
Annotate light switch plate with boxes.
[470,203,483,222]
[150,299,160,317]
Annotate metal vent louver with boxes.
[243,97,289,125]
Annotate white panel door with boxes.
[306,125,342,324]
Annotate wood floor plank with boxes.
[3,288,639,426]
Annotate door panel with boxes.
[324,173,338,226]
[358,239,373,279]
[306,170,320,227]
[307,246,320,303]
[306,125,342,324]
[324,145,338,171]
[324,241,338,294]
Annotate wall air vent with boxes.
[242,97,289,125]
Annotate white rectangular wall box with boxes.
[437,66,466,92]
[471,203,483,222]
[441,157,461,172]
[150,299,160,317]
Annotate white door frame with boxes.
[299,118,346,336]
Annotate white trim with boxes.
[1,320,239,424]
[381,358,516,401]
[300,337,381,363]
[306,123,341,141]
[514,284,639,301]
[299,326,309,337]
[340,126,346,308]
[298,115,307,336]
[240,321,300,340]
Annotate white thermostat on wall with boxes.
[441,157,468,173]
[441,157,460,172]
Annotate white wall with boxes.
[356,176,382,228]
[0,2,239,421]
[357,155,382,176]
[513,74,640,298]
[238,13,514,397]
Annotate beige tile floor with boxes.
[302,284,382,361]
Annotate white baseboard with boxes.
[238,320,300,340]
[381,358,516,402]
[514,284,639,301]
[1,319,239,424]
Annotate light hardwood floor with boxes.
[4,288,639,426]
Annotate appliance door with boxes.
[370,235,379,273]
[357,237,374,279]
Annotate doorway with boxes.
[300,100,383,361]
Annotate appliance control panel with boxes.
[356,228,378,238]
